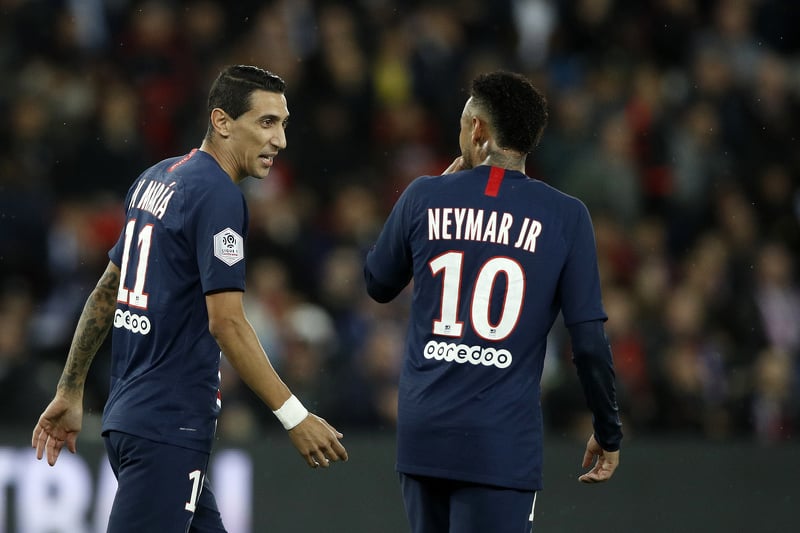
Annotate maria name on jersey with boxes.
[127,179,177,219]
[427,208,541,253]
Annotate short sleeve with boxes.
[193,184,249,294]
[109,228,125,268]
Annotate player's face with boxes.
[229,90,289,180]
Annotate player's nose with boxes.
[272,126,287,150]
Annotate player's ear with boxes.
[470,116,486,146]
[210,108,231,138]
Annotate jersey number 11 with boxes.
[116,219,154,309]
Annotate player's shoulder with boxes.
[165,150,226,180]
[406,172,445,190]
[403,166,482,195]
[391,173,445,206]
[404,167,586,210]
[528,177,590,213]
[536,178,584,203]
[163,151,239,195]
[140,150,243,215]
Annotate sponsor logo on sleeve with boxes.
[214,228,244,266]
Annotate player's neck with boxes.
[480,149,526,173]
[199,140,244,184]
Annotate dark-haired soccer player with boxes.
[32,65,348,532]
[365,71,622,533]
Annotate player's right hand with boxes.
[31,396,83,467]
[441,156,465,175]
[287,413,348,468]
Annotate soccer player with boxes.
[364,71,622,533]
[31,65,348,532]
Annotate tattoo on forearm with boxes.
[58,268,120,394]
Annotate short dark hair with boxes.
[470,71,548,154]
[207,65,286,121]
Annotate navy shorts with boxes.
[400,473,536,533]
[103,431,226,533]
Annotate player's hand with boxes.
[287,413,348,469]
[578,433,618,483]
[31,395,83,466]
[441,156,465,175]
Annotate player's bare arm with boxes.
[32,261,120,466]
[206,290,348,468]
[58,262,120,395]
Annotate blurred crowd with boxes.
[1,0,799,445]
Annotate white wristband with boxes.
[272,395,309,430]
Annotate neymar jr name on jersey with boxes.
[427,207,542,253]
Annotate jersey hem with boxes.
[396,462,542,491]
[101,425,214,454]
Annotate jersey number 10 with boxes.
[430,251,525,341]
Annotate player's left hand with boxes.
[287,413,348,469]
[578,433,619,483]
[31,395,83,466]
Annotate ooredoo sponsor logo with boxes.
[113,309,151,335]
[423,340,512,369]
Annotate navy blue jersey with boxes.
[365,165,607,491]
[103,149,248,452]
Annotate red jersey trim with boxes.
[484,166,505,197]
[168,148,198,172]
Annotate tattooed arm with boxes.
[32,261,120,466]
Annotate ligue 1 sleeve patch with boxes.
[213,228,245,266]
